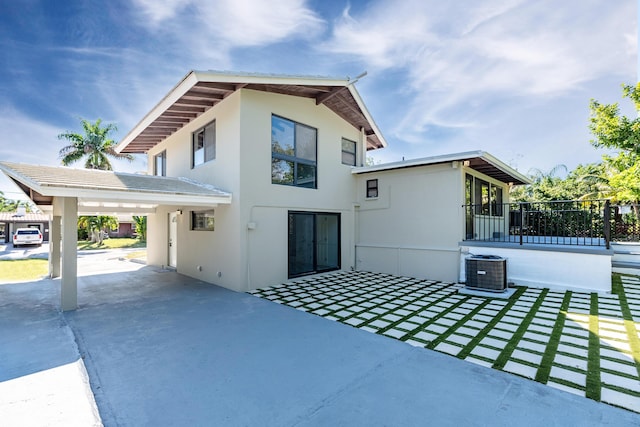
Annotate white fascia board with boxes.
[347,85,388,149]
[351,149,531,185]
[193,70,349,87]
[115,71,200,153]
[35,185,232,206]
[0,164,43,194]
[352,151,485,174]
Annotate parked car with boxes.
[13,228,43,248]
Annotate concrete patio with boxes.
[0,259,639,425]
[252,271,640,414]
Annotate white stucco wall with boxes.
[459,245,612,293]
[146,88,365,291]
[354,163,467,282]
[238,89,362,289]
[146,91,243,290]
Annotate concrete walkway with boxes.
[1,262,639,426]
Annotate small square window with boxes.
[341,138,356,166]
[191,210,215,231]
[366,179,378,198]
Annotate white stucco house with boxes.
[0,70,613,311]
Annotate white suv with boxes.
[13,228,43,248]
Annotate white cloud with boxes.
[132,0,325,50]
[322,0,636,173]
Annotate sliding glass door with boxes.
[288,211,340,278]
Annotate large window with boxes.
[192,121,216,168]
[467,174,503,217]
[341,138,356,166]
[154,150,166,176]
[271,115,317,188]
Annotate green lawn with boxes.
[78,238,146,250]
[0,259,49,282]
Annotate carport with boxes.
[0,161,232,310]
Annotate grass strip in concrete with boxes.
[534,292,572,383]
[491,289,548,370]
[586,292,601,401]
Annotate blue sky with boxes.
[0,0,637,200]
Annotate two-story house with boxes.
[115,71,387,292]
[0,70,611,311]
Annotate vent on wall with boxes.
[465,255,507,292]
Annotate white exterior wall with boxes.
[146,89,364,292]
[355,163,467,282]
[238,89,362,290]
[459,245,612,293]
[146,91,243,290]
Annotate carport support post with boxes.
[49,199,61,278]
[60,197,78,311]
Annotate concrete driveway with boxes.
[0,242,49,261]
[0,259,638,426]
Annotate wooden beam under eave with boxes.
[167,105,206,113]
[316,86,348,105]
[162,111,198,118]
[183,89,225,99]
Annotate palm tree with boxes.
[58,119,134,170]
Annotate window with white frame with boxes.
[271,115,317,188]
[191,210,215,231]
[341,138,356,166]
[192,121,215,168]
[154,150,166,176]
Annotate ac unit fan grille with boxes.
[465,256,507,292]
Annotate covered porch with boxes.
[0,161,231,311]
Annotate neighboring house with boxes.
[0,211,50,244]
[107,216,136,238]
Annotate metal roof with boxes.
[0,162,232,214]
[352,151,531,186]
[115,70,387,154]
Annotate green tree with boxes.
[589,83,640,156]
[58,118,134,170]
[132,215,147,241]
[589,83,640,219]
[78,215,119,244]
[0,191,19,212]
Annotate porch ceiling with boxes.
[115,70,386,154]
[0,161,232,215]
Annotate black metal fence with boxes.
[463,200,612,248]
[611,204,640,242]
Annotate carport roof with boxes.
[0,161,232,214]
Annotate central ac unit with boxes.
[465,255,507,292]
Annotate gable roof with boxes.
[352,151,531,186]
[115,70,387,154]
[0,162,232,214]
